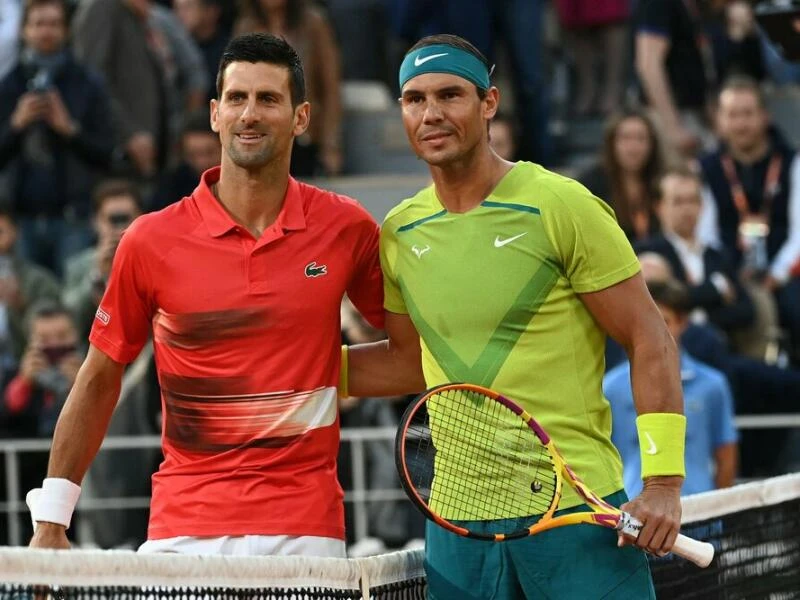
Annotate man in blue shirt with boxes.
[605,278,739,497]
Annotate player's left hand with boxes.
[618,475,682,557]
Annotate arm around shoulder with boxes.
[347,310,426,398]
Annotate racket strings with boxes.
[403,388,558,527]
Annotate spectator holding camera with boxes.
[0,0,115,276]
[63,180,143,340]
[3,300,82,438]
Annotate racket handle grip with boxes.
[672,533,715,568]
[620,514,715,568]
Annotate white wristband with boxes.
[29,478,81,529]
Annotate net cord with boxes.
[0,547,424,594]
[681,472,800,524]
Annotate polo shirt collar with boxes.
[193,167,307,238]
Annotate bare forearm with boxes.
[348,340,425,398]
[638,61,681,129]
[47,366,121,484]
[629,326,683,415]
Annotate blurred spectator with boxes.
[431,0,552,165]
[0,209,61,363]
[699,76,800,360]
[327,0,389,83]
[0,0,22,81]
[605,277,738,497]
[235,0,343,176]
[636,168,756,340]
[578,107,668,242]
[0,0,114,276]
[555,0,629,117]
[72,0,169,179]
[172,0,230,101]
[150,110,220,211]
[489,113,517,161]
[634,0,716,156]
[709,0,765,83]
[149,2,209,141]
[612,252,800,477]
[63,180,143,340]
[3,299,81,438]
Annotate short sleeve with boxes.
[543,181,641,294]
[379,224,408,314]
[711,375,739,448]
[636,0,673,37]
[88,221,155,364]
[346,217,385,330]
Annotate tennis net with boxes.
[1,472,798,599]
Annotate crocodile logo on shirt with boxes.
[305,262,328,278]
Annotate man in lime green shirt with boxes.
[347,34,685,599]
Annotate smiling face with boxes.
[210,61,309,171]
[400,72,498,168]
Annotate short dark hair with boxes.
[181,110,214,138]
[647,279,691,314]
[26,298,74,335]
[720,75,767,108]
[657,165,701,200]
[92,179,143,214]
[22,0,67,27]
[407,34,492,99]
[216,33,306,106]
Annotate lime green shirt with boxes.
[382,162,641,517]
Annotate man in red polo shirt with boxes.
[27,34,385,557]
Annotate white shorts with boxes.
[138,534,346,557]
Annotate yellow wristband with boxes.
[636,413,687,478]
[338,345,349,397]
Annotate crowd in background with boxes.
[0,0,799,551]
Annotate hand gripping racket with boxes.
[395,383,714,568]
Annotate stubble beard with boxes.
[226,138,275,169]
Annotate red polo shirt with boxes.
[89,167,384,540]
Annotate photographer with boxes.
[0,0,114,276]
[63,180,142,340]
[3,300,81,437]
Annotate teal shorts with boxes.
[425,490,655,600]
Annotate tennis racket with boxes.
[395,383,714,568]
